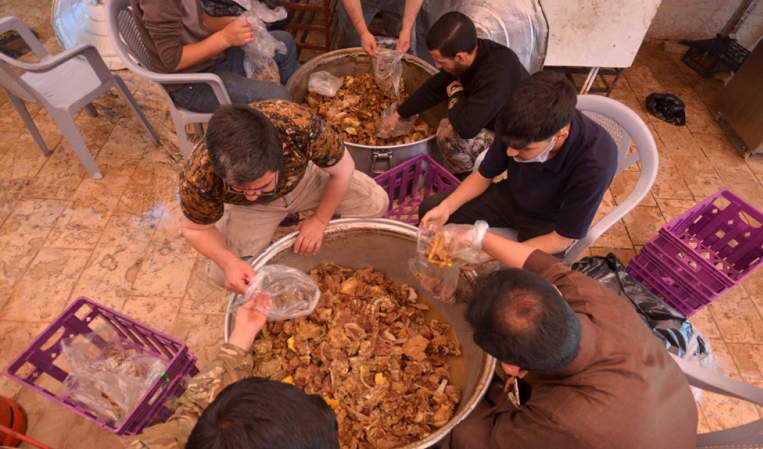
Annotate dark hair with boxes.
[465,268,582,372]
[426,12,478,58]
[496,71,577,149]
[206,104,283,186]
[186,377,340,449]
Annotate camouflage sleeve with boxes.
[178,143,226,226]
[293,103,344,168]
[123,344,253,449]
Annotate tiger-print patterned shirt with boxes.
[179,100,345,225]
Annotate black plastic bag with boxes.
[646,93,686,126]
[571,254,703,357]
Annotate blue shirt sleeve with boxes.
[478,137,508,179]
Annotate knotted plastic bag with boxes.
[376,103,417,139]
[372,37,404,97]
[61,329,167,427]
[229,265,321,321]
[241,11,286,82]
[308,71,344,97]
[646,93,686,126]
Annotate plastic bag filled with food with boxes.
[372,37,404,96]
[376,103,418,139]
[61,329,167,427]
[307,71,344,97]
[229,265,321,320]
[241,11,286,82]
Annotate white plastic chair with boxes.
[671,354,763,447]
[0,16,157,179]
[474,94,659,265]
[105,0,232,157]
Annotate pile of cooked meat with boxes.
[251,263,462,448]
[303,72,434,146]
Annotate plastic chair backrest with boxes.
[108,0,155,75]
[0,16,48,103]
[563,94,659,265]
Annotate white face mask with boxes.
[513,137,556,164]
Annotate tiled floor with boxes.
[3,3,763,448]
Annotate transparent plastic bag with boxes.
[436,221,489,265]
[249,0,288,23]
[308,71,344,97]
[241,11,286,81]
[376,103,417,139]
[61,330,167,427]
[228,265,321,321]
[372,37,404,96]
[408,257,459,304]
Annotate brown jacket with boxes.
[131,0,225,86]
[447,251,697,449]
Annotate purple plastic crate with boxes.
[627,252,714,317]
[4,297,199,436]
[660,189,763,284]
[642,235,731,295]
[373,154,460,225]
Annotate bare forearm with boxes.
[342,0,370,35]
[482,232,535,269]
[401,0,424,32]
[203,14,233,33]
[314,174,352,224]
[177,33,229,71]
[441,172,492,214]
[182,225,238,269]
[522,231,573,255]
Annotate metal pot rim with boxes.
[222,218,496,449]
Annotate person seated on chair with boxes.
[433,226,698,449]
[379,12,529,176]
[131,0,298,113]
[124,294,340,449]
[419,71,619,256]
[179,100,389,293]
[333,0,424,56]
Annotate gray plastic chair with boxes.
[473,94,659,265]
[671,353,763,447]
[0,16,158,179]
[105,0,231,157]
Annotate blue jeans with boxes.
[171,30,297,113]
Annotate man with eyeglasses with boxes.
[419,71,619,256]
[179,101,389,293]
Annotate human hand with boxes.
[420,204,451,234]
[379,110,401,136]
[294,216,328,255]
[447,80,464,97]
[438,221,489,264]
[221,17,255,47]
[360,31,379,57]
[397,28,411,53]
[229,292,272,350]
[223,257,256,294]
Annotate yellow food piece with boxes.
[374,372,386,385]
[282,375,295,385]
[287,336,296,353]
[324,396,341,409]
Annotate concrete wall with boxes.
[646,0,763,48]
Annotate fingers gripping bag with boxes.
[229,265,321,320]
[241,11,286,82]
[372,37,404,97]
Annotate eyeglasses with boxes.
[225,173,279,198]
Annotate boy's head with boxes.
[465,268,582,375]
[206,104,284,201]
[426,12,478,75]
[186,377,340,449]
[496,71,578,162]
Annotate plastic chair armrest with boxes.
[149,72,232,106]
[0,17,49,59]
[3,44,113,84]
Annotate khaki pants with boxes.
[436,118,496,175]
[207,163,389,284]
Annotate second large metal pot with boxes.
[286,49,447,176]
[224,218,495,448]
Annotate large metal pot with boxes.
[224,218,495,448]
[286,49,447,176]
